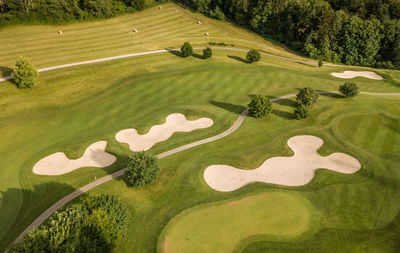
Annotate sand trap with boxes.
[116,113,213,151]
[331,71,383,80]
[33,141,116,175]
[204,135,361,192]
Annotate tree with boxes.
[247,95,272,118]
[203,47,212,59]
[181,42,193,57]
[246,49,261,63]
[12,56,38,88]
[318,59,323,67]
[294,104,310,120]
[339,82,359,97]
[125,151,159,187]
[296,87,319,108]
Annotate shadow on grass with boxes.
[272,109,294,120]
[0,182,77,251]
[192,53,204,59]
[318,90,344,98]
[210,100,247,115]
[165,48,182,57]
[228,55,248,64]
[268,95,297,107]
[0,66,12,77]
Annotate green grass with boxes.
[159,192,314,253]
[0,4,400,252]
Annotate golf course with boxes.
[1,2,400,252]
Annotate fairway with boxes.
[1,2,400,252]
[160,192,312,253]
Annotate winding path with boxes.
[11,90,400,247]
[0,47,334,83]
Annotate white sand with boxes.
[116,113,214,151]
[33,141,116,175]
[331,71,383,80]
[204,135,361,192]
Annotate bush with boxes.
[125,151,159,187]
[246,49,261,63]
[247,95,272,118]
[181,42,193,57]
[296,87,319,108]
[12,56,38,88]
[294,104,310,119]
[339,82,359,97]
[203,47,212,59]
[318,59,323,67]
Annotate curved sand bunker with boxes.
[331,71,383,80]
[33,141,116,175]
[204,135,361,192]
[116,113,213,151]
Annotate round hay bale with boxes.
[58,30,63,35]
[197,21,202,24]
[133,29,138,33]
[204,32,209,36]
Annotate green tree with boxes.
[339,82,359,97]
[296,87,319,108]
[181,42,193,57]
[203,47,212,59]
[12,56,38,88]
[247,95,272,118]
[125,151,159,187]
[318,59,323,67]
[294,104,310,120]
[246,49,261,63]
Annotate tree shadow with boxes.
[228,55,248,64]
[272,109,294,120]
[165,48,182,57]
[318,90,344,98]
[192,53,204,59]
[210,100,247,115]
[0,182,77,251]
[268,95,297,107]
[0,66,12,77]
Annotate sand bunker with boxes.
[33,141,116,175]
[331,71,383,80]
[204,135,361,191]
[116,113,213,151]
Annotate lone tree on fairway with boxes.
[125,151,159,188]
[296,87,319,108]
[203,47,212,59]
[246,49,261,63]
[339,82,359,97]
[181,42,193,57]
[318,59,323,68]
[248,95,272,118]
[294,104,310,119]
[13,56,38,88]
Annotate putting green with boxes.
[160,192,311,253]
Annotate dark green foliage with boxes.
[10,194,129,253]
[180,42,193,57]
[246,49,261,63]
[203,47,212,59]
[12,56,38,88]
[318,59,323,67]
[294,104,310,120]
[125,151,159,187]
[296,87,319,108]
[247,95,272,118]
[339,82,359,97]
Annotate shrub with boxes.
[125,151,159,187]
[203,47,212,59]
[294,104,310,120]
[181,42,193,57]
[318,59,323,67]
[247,95,272,118]
[339,82,359,97]
[12,56,38,88]
[246,49,261,63]
[296,87,319,108]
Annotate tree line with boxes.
[180,0,400,69]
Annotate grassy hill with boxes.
[0,3,400,252]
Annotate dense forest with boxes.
[1,0,400,69]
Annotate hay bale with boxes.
[133,29,138,33]
[58,30,63,35]
[204,32,209,36]
[197,21,201,24]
